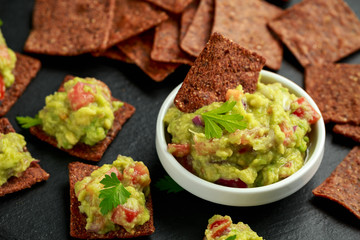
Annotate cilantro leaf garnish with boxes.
[16,115,42,128]
[99,172,131,215]
[155,175,183,193]
[201,101,246,139]
[225,235,237,240]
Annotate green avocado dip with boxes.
[205,215,263,240]
[38,77,123,149]
[0,29,17,95]
[0,132,35,186]
[75,155,151,234]
[164,79,320,188]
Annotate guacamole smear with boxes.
[0,132,35,186]
[75,155,151,234]
[38,77,123,149]
[0,29,16,92]
[205,215,263,240]
[164,79,320,187]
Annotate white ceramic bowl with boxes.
[156,70,325,206]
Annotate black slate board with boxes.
[0,0,360,239]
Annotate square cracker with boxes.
[174,32,266,113]
[69,161,155,239]
[305,63,360,124]
[0,53,41,116]
[0,118,49,197]
[212,0,283,70]
[143,0,193,14]
[24,0,115,55]
[313,146,360,219]
[29,75,136,162]
[333,124,360,143]
[268,0,360,67]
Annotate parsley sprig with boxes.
[99,172,131,215]
[155,175,183,193]
[16,115,42,128]
[201,101,246,139]
[225,235,237,240]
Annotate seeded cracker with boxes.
[333,124,360,143]
[174,32,266,113]
[105,0,168,48]
[69,162,154,239]
[0,53,41,116]
[212,0,283,70]
[151,14,195,65]
[29,76,135,162]
[0,118,49,197]
[313,146,360,220]
[143,0,193,14]
[180,0,214,57]
[24,0,115,55]
[268,0,360,67]
[305,63,360,124]
[117,29,180,82]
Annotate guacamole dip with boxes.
[0,132,35,186]
[205,215,263,240]
[0,29,16,91]
[164,79,320,187]
[75,155,151,234]
[38,77,123,149]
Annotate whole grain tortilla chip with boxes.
[69,161,154,239]
[174,32,266,113]
[94,47,134,64]
[333,124,360,143]
[24,0,115,55]
[268,0,360,67]
[0,53,41,116]
[143,0,193,14]
[305,63,360,124]
[106,0,168,48]
[0,118,49,197]
[29,75,136,162]
[212,0,283,70]
[151,14,195,65]
[117,29,180,82]
[313,146,360,219]
[180,0,200,42]
[180,0,214,57]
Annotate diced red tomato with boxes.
[123,162,150,187]
[209,218,232,238]
[279,121,293,146]
[292,97,320,124]
[215,178,247,188]
[106,167,122,181]
[67,82,95,111]
[167,143,190,157]
[111,205,140,224]
[0,74,5,100]
[0,45,10,61]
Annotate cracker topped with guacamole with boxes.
[18,75,135,161]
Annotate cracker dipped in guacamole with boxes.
[204,215,263,240]
[73,155,151,235]
[165,78,320,188]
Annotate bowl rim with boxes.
[156,70,326,205]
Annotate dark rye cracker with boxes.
[69,161,154,239]
[117,29,180,82]
[333,124,360,143]
[29,75,136,162]
[151,14,195,65]
[0,118,49,197]
[24,0,115,55]
[143,0,193,14]
[0,53,41,116]
[268,0,360,67]
[212,0,283,70]
[313,146,360,220]
[180,0,200,42]
[174,32,266,113]
[305,63,360,124]
[180,0,214,57]
[95,47,134,64]
[106,0,168,48]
